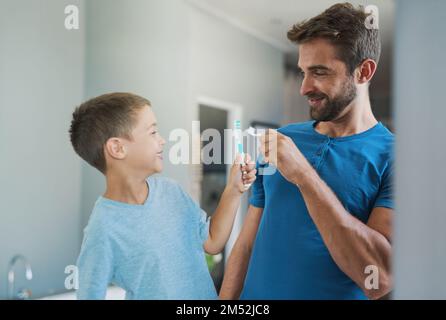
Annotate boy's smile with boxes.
[124,105,166,175]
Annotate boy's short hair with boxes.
[287,2,381,75]
[69,92,151,174]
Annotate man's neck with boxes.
[315,93,378,138]
[104,169,150,205]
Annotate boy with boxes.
[69,92,256,299]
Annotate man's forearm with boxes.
[219,240,251,299]
[298,169,392,298]
[220,205,263,299]
[205,187,242,254]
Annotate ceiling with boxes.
[188,0,395,52]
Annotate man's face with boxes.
[298,38,357,122]
[125,105,166,175]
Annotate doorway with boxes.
[197,96,242,292]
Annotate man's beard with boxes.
[308,77,357,122]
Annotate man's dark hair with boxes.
[287,2,381,74]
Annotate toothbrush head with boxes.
[234,120,241,130]
[246,126,261,137]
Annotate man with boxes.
[220,3,393,299]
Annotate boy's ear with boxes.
[104,137,127,160]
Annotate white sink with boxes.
[39,286,126,300]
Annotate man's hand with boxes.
[259,129,312,185]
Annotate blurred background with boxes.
[0,0,445,299]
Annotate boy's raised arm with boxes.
[203,156,256,255]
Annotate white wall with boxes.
[0,0,85,298]
[81,0,284,227]
[187,4,284,254]
[188,5,284,128]
[80,0,191,227]
[0,0,285,298]
[394,0,446,299]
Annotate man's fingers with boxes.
[265,129,278,140]
[260,133,276,144]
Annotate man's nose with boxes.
[160,136,166,146]
[300,75,316,97]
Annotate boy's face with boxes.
[124,105,166,175]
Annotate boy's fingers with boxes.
[246,161,256,171]
[244,169,256,177]
[241,164,252,172]
[243,170,256,180]
[234,153,243,165]
[244,171,256,179]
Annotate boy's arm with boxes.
[76,229,113,300]
[203,157,256,255]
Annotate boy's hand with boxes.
[227,154,257,195]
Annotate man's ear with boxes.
[355,58,377,84]
[104,137,126,160]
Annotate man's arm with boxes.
[219,205,263,300]
[298,170,392,299]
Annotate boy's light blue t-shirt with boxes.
[76,176,217,300]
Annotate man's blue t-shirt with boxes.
[241,121,394,299]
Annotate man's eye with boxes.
[314,72,327,76]
[151,131,157,135]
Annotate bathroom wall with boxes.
[81,1,284,230]
[393,0,446,299]
[0,0,85,298]
[80,0,191,228]
[187,3,284,252]
[0,0,285,298]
